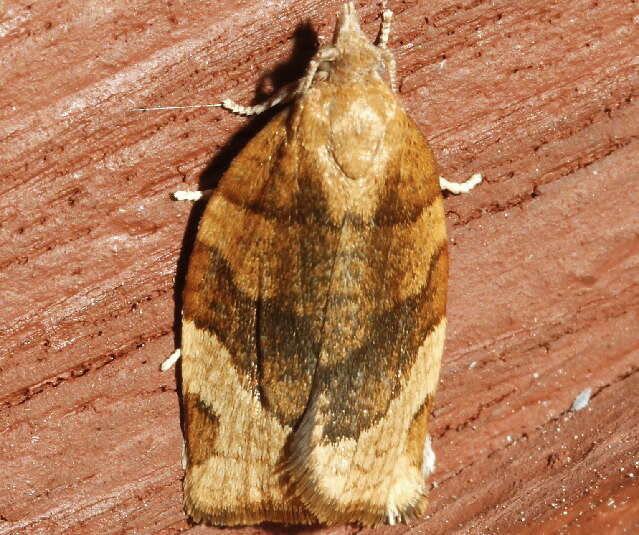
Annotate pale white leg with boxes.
[422,433,436,478]
[171,189,213,202]
[439,173,483,194]
[377,9,397,91]
[387,504,400,525]
[181,438,188,470]
[298,47,339,94]
[161,348,181,371]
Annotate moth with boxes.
[161,2,480,527]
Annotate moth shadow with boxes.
[171,21,319,434]
[257,523,349,535]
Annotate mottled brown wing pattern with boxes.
[182,97,445,526]
[179,3,449,527]
[285,107,447,526]
[182,108,319,525]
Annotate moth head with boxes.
[316,2,389,86]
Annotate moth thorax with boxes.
[328,2,387,82]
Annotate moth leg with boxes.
[422,434,436,478]
[172,189,213,202]
[161,348,181,371]
[387,505,400,526]
[181,438,188,469]
[377,9,397,91]
[298,46,339,94]
[439,173,483,194]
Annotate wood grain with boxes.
[1,0,637,533]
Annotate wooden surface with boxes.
[1,0,638,533]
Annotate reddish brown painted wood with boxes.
[1,0,637,534]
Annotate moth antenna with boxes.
[377,9,397,91]
[378,9,393,48]
[131,92,288,116]
[380,48,397,91]
[439,173,483,194]
[133,27,339,116]
[130,103,223,112]
[220,77,308,116]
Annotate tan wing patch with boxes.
[181,320,315,525]
[287,319,445,526]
